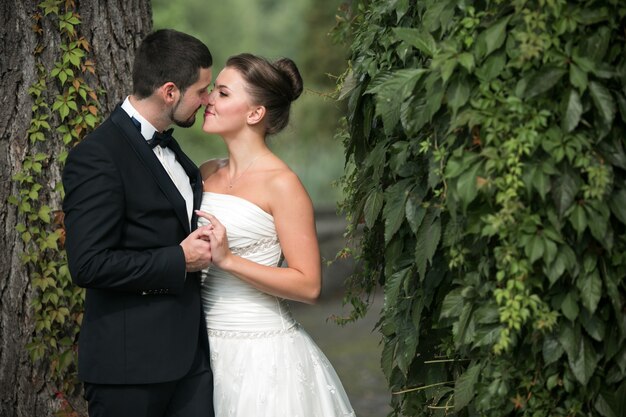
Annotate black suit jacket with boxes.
[62,104,208,384]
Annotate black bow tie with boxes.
[130,116,174,149]
[147,128,174,149]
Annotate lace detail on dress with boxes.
[208,323,299,339]
[231,236,279,257]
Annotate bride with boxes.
[196,53,356,416]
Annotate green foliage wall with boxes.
[337,0,626,415]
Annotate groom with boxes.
[62,29,214,417]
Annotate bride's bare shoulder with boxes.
[200,158,228,180]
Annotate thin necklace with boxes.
[227,152,271,188]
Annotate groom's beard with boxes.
[174,116,195,128]
[170,100,198,128]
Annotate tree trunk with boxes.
[0,1,151,416]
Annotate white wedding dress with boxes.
[199,192,356,417]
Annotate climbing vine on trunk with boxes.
[8,2,100,411]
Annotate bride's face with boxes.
[202,67,256,136]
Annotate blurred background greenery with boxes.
[153,0,348,207]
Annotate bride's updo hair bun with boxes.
[273,58,303,102]
[226,53,303,135]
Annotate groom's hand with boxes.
[180,226,213,272]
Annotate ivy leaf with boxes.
[383,180,411,243]
[45,233,59,251]
[569,63,588,92]
[401,97,429,135]
[577,270,602,315]
[475,15,512,59]
[395,0,410,22]
[446,74,471,117]
[543,333,564,365]
[558,322,578,361]
[397,324,418,375]
[586,203,610,242]
[406,191,426,234]
[551,168,579,217]
[589,80,616,127]
[544,248,568,285]
[561,291,580,321]
[581,26,610,63]
[561,89,583,133]
[412,298,425,329]
[392,27,437,57]
[455,162,481,211]
[440,288,464,319]
[445,152,480,178]
[595,381,626,417]
[569,204,587,235]
[595,393,619,417]
[38,205,51,223]
[474,304,499,324]
[569,335,600,386]
[475,51,506,82]
[526,234,545,263]
[425,76,445,120]
[457,52,475,73]
[415,208,441,279]
[454,303,476,348]
[580,308,606,342]
[577,7,610,25]
[384,267,411,309]
[454,363,480,410]
[422,0,454,33]
[364,188,384,228]
[532,167,550,200]
[524,67,567,99]
[367,69,427,135]
[365,142,387,183]
[380,339,396,380]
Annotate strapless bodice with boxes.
[199,192,295,332]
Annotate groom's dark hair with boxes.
[132,29,212,99]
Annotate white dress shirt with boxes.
[121,97,194,228]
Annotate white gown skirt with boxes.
[208,324,355,417]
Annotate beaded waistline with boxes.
[230,236,279,257]
[207,323,299,339]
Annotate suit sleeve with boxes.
[62,138,187,294]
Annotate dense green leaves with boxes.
[337,0,626,416]
[454,363,480,410]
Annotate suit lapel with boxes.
[168,139,203,230]
[110,106,193,234]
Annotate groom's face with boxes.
[171,67,213,128]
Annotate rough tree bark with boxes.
[0,1,151,416]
